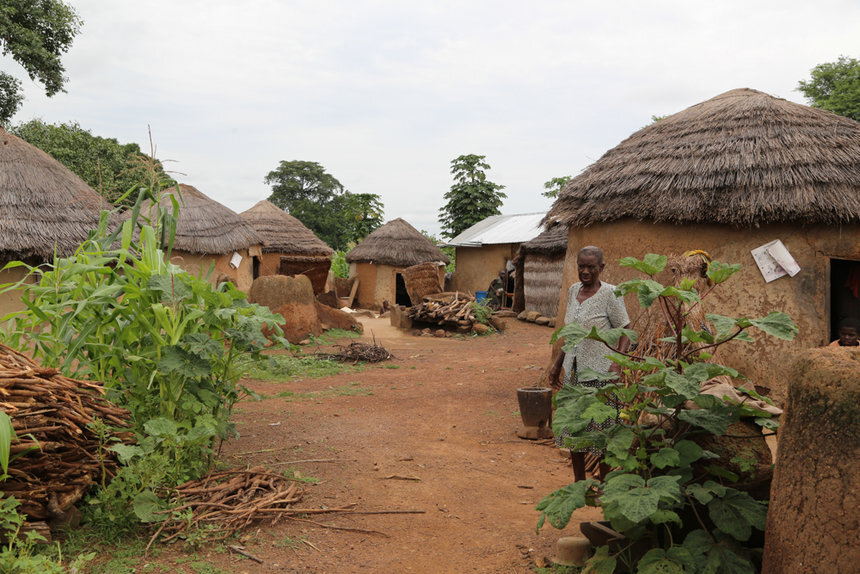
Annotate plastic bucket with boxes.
[475,290,488,303]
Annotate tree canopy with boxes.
[12,119,172,205]
[797,56,860,122]
[0,0,82,124]
[541,175,572,199]
[264,160,384,250]
[438,154,506,239]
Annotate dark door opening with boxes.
[395,273,412,307]
[252,256,261,280]
[830,258,860,342]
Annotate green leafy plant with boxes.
[537,254,797,573]
[471,299,494,326]
[330,249,350,278]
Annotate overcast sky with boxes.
[7,0,860,237]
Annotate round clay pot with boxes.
[517,387,553,428]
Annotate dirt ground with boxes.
[145,316,602,573]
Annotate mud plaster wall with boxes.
[552,221,860,403]
[449,244,517,293]
[350,262,444,310]
[0,266,32,319]
[762,347,860,573]
[170,249,256,293]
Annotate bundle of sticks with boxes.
[148,467,353,548]
[316,341,393,363]
[406,292,476,328]
[0,342,131,524]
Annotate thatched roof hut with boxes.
[545,88,860,228]
[346,218,449,266]
[545,88,860,402]
[134,184,263,292]
[142,184,262,255]
[240,200,333,292]
[0,126,110,260]
[513,225,568,318]
[346,218,448,310]
[240,200,332,256]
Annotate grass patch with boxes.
[308,328,363,344]
[241,354,360,381]
[276,382,373,402]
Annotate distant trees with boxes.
[12,119,172,204]
[264,160,384,250]
[797,56,860,122]
[0,0,82,124]
[541,176,572,199]
[438,154,506,239]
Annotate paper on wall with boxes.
[750,240,800,283]
[229,252,243,269]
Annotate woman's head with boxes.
[577,246,605,287]
[837,318,860,347]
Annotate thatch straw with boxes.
[239,200,333,256]
[0,127,111,259]
[345,218,450,266]
[519,225,568,255]
[545,88,860,228]
[136,184,262,254]
[523,254,564,318]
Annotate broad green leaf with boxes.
[605,426,635,460]
[133,490,166,523]
[581,545,617,574]
[682,325,715,344]
[651,447,681,469]
[0,412,16,476]
[649,509,683,526]
[707,261,741,284]
[637,548,687,574]
[678,407,732,435]
[674,440,704,466]
[144,417,178,438]
[551,322,589,346]
[108,443,143,464]
[606,485,661,523]
[646,475,683,503]
[707,313,741,341]
[535,478,600,531]
[591,327,639,347]
[618,254,668,275]
[707,489,768,541]
[581,401,619,424]
[660,285,701,305]
[158,346,211,378]
[552,393,598,437]
[686,481,726,505]
[663,370,701,399]
[749,312,798,341]
[756,417,779,430]
[705,464,740,483]
[577,367,618,383]
[684,362,740,384]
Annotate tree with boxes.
[264,160,384,250]
[0,0,82,125]
[797,56,860,122]
[541,175,571,199]
[438,154,506,239]
[12,119,172,205]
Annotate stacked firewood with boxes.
[0,342,131,526]
[406,292,478,330]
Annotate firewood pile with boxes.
[0,342,131,525]
[406,292,478,330]
[317,341,393,363]
[148,467,353,548]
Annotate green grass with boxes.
[275,382,373,402]
[241,354,360,381]
[307,328,363,344]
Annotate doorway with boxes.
[395,273,412,307]
[830,258,860,341]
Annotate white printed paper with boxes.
[751,240,800,283]
[229,252,243,269]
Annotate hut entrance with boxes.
[395,273,412,307]
[830,258,860,341]
[252,256,261,280]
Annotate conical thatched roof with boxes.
[138,184,262,254]
[519,224,568,255]
[0,126,111,259]
[346,218,450,266]
[545,88,860,228]
[239,200,332,256]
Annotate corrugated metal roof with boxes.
[446,212,546,247]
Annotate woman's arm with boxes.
[548,351,565,389]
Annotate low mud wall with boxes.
[762,347,860,573]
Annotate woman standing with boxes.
[548,246,630,481]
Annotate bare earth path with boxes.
[152,317,601,573]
